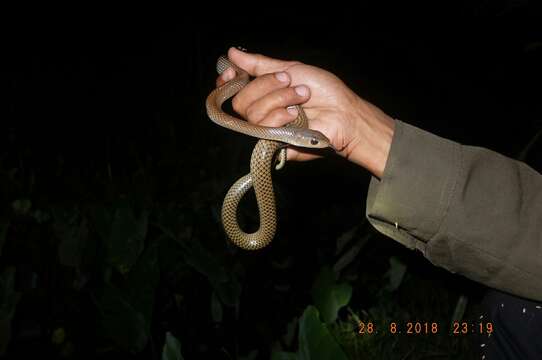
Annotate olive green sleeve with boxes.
[366,120,542,301]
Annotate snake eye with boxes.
[310,139,319,146]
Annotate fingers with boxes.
[232,71,291,114]
[216,47,296,86]
[245,86,309,126]
[231,72,310,126]
[227,47,296,76]
[215,68,309,128]
[214,47,310,130]
[216,68,235,87]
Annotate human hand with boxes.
[216,47,395,178]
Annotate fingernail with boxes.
[275,72,289,82]
[287,106,298,116]
[295,85,308,97]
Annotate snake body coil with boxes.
[206,55,329,250]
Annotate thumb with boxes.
[227,47,294,77]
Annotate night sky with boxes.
[4,10,542,169]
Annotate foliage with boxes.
[0,145,485,359]
[162,332,184,360]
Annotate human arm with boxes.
[218,47,542,301]
[367,119,542,301]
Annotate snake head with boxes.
[292,129,335,150]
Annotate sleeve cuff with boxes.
[366,120,461,253]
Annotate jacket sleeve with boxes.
[366,120,542,301]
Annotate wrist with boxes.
[345,97,395,179]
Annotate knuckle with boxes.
[289,60,303,67]
[274,92,286,104]
[245,105,261,122]
[268,117,286,128]
[277,89,293,104]
[261,73,279,86]
[265,109,290,127]
[231,96,244,114]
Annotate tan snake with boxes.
[206,55,333,250]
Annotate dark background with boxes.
[1,4,541,359]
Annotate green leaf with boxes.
[94,284,148,354]
[271,256,294,270]
[213,278,241,308]
[210,292,223,323]
[162,332,184,360]
[0,267,21,356]
[181,238,228,284]
[90,205,113,243]
[335,225,358,255]
[32,209,50,224]
[0,220,10,257]
[524,41,542,53]
[51,327,66,345]
[271,351,298,360]
[239,349,259,360]
[52,207,88,268]
[384,257,407,292]
[92,202,148,274]
[311,267,352,323]
[333,232,371,274]
[126,242,159,331]
[450,295,469,327]
[108,204,148,274]
[182,240,240,307]
[12,199,31,215]
[298,306,348,360]
[156,220,241,308]
[283,317,298,348]
[517,127,542,161]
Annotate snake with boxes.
[206,55,333,251]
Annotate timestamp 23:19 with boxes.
[357,321,494,335]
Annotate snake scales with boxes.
[206,55,333,250]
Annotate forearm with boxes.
[365,120,542,301]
